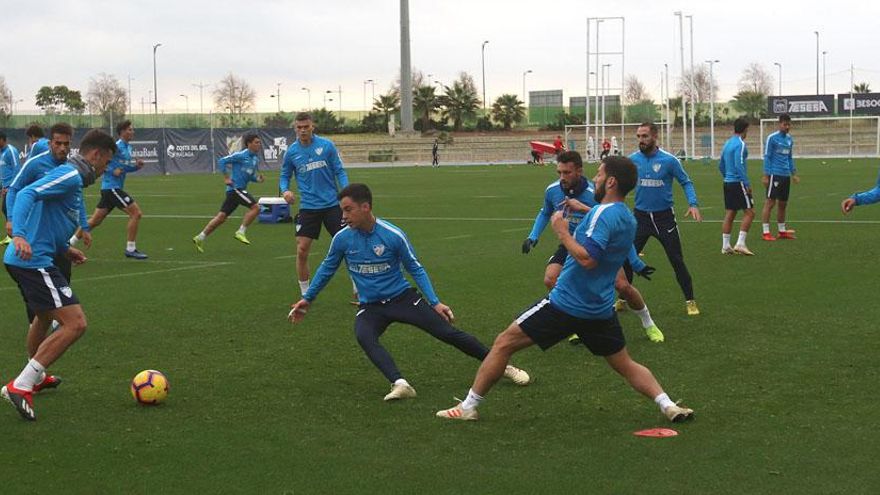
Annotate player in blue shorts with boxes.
[437,156,693,423]
[761,114,799,241]
[288,183,531,401]
[719,118,756,255]
[2,129,116,421]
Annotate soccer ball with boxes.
[130,370,169,405]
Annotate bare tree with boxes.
[624,75,651,104]
[677,66,718,104]
[0,76,11,116]
[213,73,256,121]
[738,63,774,95]
[87,73,127,124]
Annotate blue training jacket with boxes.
[5,151,89,232]
[764,131,796,176]
[304,218,441,306]
[218,149,261,192]
[280,135,349,210]
[719,135,749,186]
[4,164,88,269]
[851,168,880,206]
[630,147,699,212]
[26,138,49,161]
[1,144,21,188]
[101,139,141,190]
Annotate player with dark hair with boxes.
[719,117,755,255]
[192,133,264,251]
[280,112,353,299]
[288,183,531,401]
[437,156,693,422]
[24,125,48,161]
[70,120,148,259]
[0,130,21,245]
[2,129,117,421]
[761,113,799,241]
[522,150,664,343]
[629,122,702,316]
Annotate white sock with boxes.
[13,359,46,392]
[393,378,410,387]
[196,232,207,241]
[762,223,770,234]
[69,235,79,246]
[126,241,136,252]
[633,305,655,329]
[778,222,786,232]
[722,233,731,249]
[298,279,310,296]
[654,392,675,412]
[736,231,748,247]
[461,388,484,410]
[237,225,247,234]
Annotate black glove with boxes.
[636,265,656,281]
[521,238,537,254]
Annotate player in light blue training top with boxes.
[629,122,702,316]
[523,150,663,343]
[761,113,799,240]
[0,131,21,245]
[71,120,148,259]
[437,156,694,423]
[280,112,350,298]
[719,117,756,256]
[289,183,531,402]
[841,168,880,213]
[192,133,264,252]
[1,129,116,422]
[25,125,49,161]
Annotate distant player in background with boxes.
[600,138,611,160]
[629,122,702,316]
[587,136,596,161]
[70,121,147,259]
[436,156,693,423]
[1,129,116,421]
[431,139,439,167]
[280,112,354,300]
[289,183,531,401]
[761,114,799,241]
[719,118,755,255]
[522,151,663,343]
[192,133,264,252]
[0,131,21,245]
[553,135,565,160]
[24,125,48,161]
[841,170,880,213]
[611,136,620,155]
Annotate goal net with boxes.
[759,116,880,158]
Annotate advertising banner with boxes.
[767,95,835,116]
[838,93,880,115]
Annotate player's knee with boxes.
[63,312,88,336]
[354,327,378,348]
[615,278,633,294]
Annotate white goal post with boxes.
[759,116,880,158]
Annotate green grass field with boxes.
[2,158,879,494]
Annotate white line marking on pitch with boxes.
[0,262,233,292]
[440,234,474,240]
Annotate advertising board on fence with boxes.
[768,95,835,116]
[838,93,880,115]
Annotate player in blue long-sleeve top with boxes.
[629,122,702,316]
[523,151,664,343]
[841,169,880,213]
[192,133,264,252]
[71,121,148,259]
[1,130,116,422]
[289,183,531,402]
[761,113,799,240]
[25,125,48,161]
[280,112,350,298]
[0,131,21,245]
[719,118,757,256]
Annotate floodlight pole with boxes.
[815,31,820,95]
[774,62,782,95]
[193,82,208,116]
[301,87,311,110]
[822,51,828,94]
[674,12,687,157]
[481,40,489,110]
[687,15,696,158]
[706,60,719,159]
[399,0,414,132]
[522,70,532,124]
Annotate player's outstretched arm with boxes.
[842,198,857,214]
[288,299,310,324]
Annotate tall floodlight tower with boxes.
[399,0,414,133]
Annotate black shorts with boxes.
[723,182,754,211]
[515,298,625,356]
[1,190,7,218]
[220,189,256,216]
[5,264,80,316]
[96,188,135,211]
[766,175,791,201]
[295,206,344,239]
[547,244,568,266]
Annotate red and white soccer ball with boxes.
[130,369,169,405]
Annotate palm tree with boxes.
[490,94,525,130]
[372,92,400,129]
[854,82,871,94]
[412,85,440,131]
[440,80,480,131]
[731,90,766,119]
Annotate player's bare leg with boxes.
[296,236,314,295]
[761,198,777,241]
[615,270,663,342]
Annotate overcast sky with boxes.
[3,0,879,114]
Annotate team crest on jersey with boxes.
[60,286,73,298]
[315,147,324,156]
[652,163,661,173]
[372,244,385,256]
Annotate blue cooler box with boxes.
[258,197,291,224]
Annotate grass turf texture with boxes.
[1,158,879,494]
